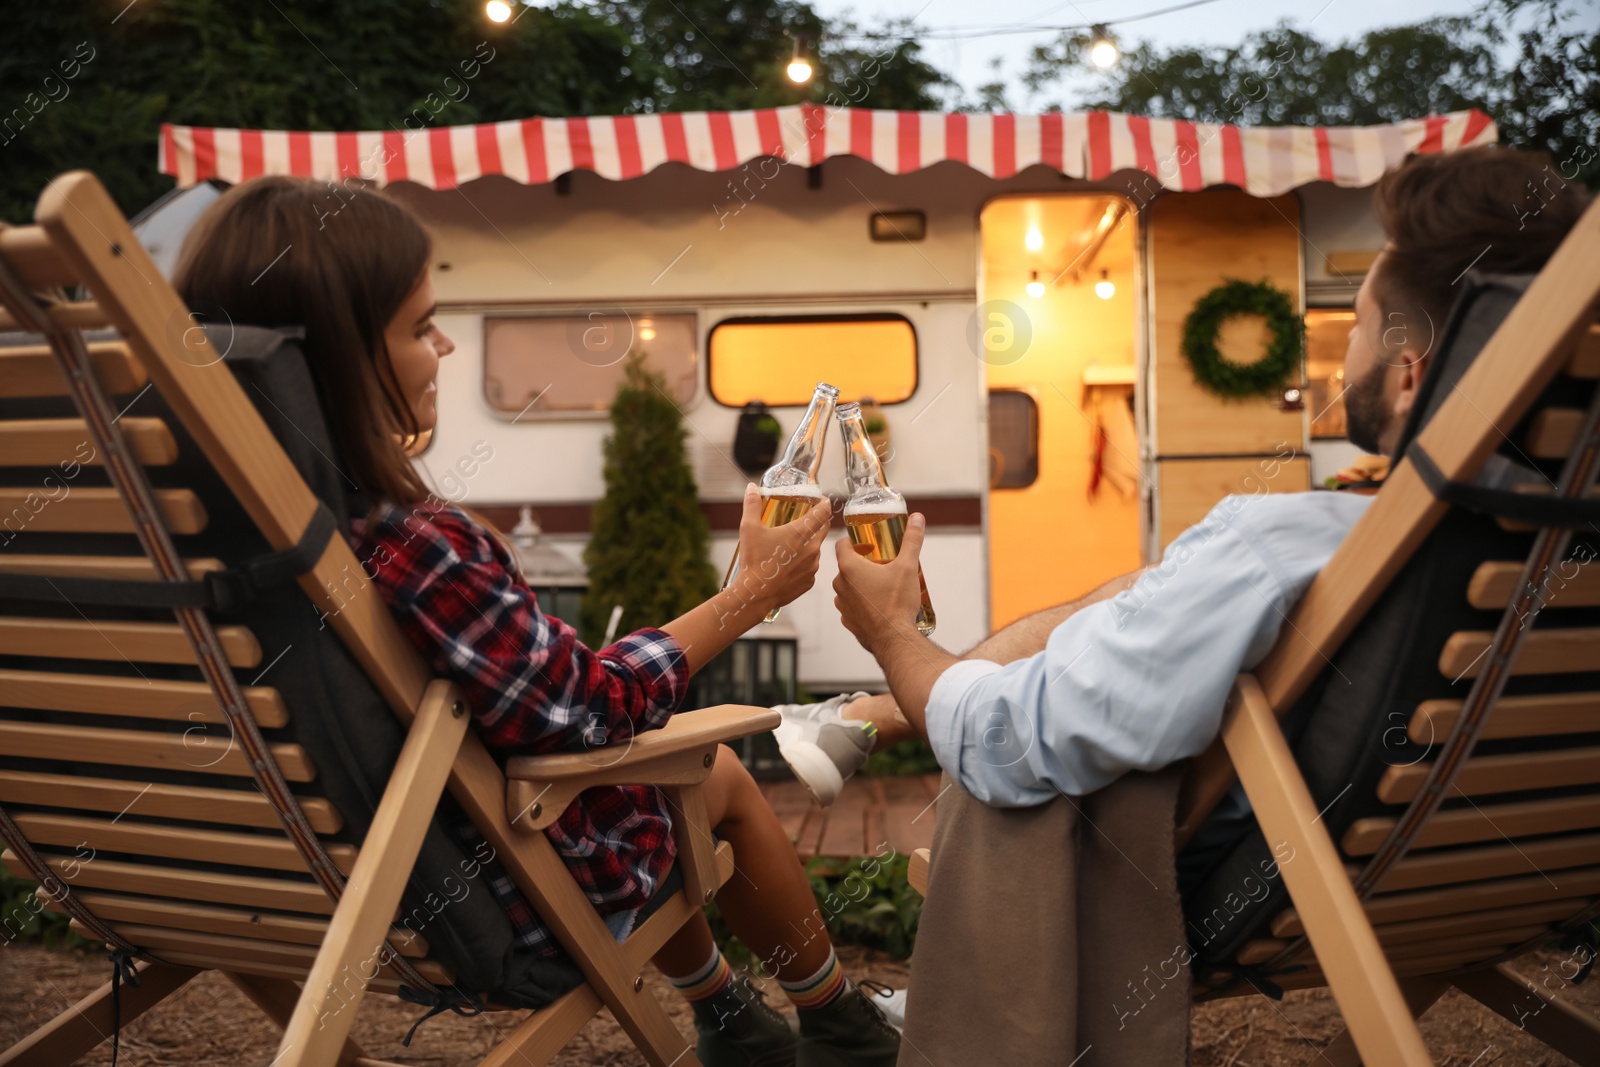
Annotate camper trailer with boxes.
[156,106,1497,692]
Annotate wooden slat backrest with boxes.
[0,417,177,466]
[36,890,430,957]
[0,341,146,397]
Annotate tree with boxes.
[595,1,952,112]
[1,0,953,227]
[1021,0,1598,187]
[580,355,718,648]
[1,0,657,223]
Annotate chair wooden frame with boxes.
[0,172,776,1067]
[909,199,1600,1066]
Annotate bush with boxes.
[862,738,941,777]
[0,867,82,950]
[706,850,922,966]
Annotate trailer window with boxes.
[708,315,917,407]
[988,389,1039,489]
[483,312,697,418]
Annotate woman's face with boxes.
[384,272,455,433]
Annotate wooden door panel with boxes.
[1157,456,1310,549]
[1150,189,1306,456]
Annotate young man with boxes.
[773,146,1588,813]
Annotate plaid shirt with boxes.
[348,499,687,956]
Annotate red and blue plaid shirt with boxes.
[348,499,687,956]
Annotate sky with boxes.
[808,0,1587,108]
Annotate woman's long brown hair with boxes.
[174,175,434,508]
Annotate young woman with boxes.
[175,176,900,1067]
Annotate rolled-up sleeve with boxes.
[924,492,1370,806]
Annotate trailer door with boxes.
[979,194,1142,628]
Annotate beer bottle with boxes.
[836,402,936,635]
[722,382,839,623]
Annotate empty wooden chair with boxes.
[0,171,775,1067]
[908,199,1600,1066]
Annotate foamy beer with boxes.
[836,403,936,635]
[722,382,839,623]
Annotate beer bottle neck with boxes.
[837,404,892,497]
[766,386,837,485]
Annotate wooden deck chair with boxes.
[0,170,777,1067]
[907,199,1600,1066]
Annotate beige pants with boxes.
[898,769,1190,1067]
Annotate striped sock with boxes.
[780,949,847,1010]
[666,945,734,1003]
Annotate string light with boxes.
[485,0,512,23]
[787,37,814,84]
[1026,270,1045,299]
[1089,25,1119,68]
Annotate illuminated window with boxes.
[988,389,1039,489]
[1305,309,1356,439]
[709,315,917,407]
[483,312,697,419]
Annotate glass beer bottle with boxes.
[836,402,936,635]
[722,382,839,623]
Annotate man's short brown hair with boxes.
[1371,146,1590,352]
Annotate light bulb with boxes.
[1089,25,1118,69]
[1025,226,1043,252]
[787,37,814,84]
[1095,279,1115,299]
[640,327,657,341]
[486,0,513,23]
[1026,271,1045,299]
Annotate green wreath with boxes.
[1181,278,1303,400]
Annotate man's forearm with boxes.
[870,623,959,738]
[852,567,1148,742]
[963,567,1146,665]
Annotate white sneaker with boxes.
[772,691,875,807]
[858,981,907,1032]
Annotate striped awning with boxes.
[159,106,1497,198]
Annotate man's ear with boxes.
[1389,347,1432,426]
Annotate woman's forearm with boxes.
[660,584,777,675]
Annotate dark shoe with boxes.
[692,975,798,1067]
[796,982,902,1067]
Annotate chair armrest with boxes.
[504,705,780,831]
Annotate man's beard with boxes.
[1343,360,1391,455]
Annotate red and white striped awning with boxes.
[159,107,1497,199]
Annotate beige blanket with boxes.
[898,768,1190,1066]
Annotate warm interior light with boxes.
[486,0,513,22]
[1090,25,1119,69]
[1095,269,1115,300]
[787,37,814,84]
[1025,226,1043,252]
[1026,271,1045,300]
[640,327,657,341]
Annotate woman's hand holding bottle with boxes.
[732,482,832,615]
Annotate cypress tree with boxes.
[580,355,718,647]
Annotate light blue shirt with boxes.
[925,491,1374,806]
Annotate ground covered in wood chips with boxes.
[3,943,1595,1065]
